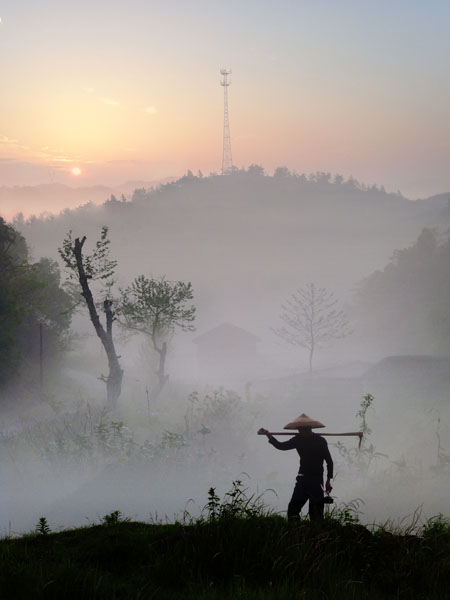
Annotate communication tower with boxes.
[220,69,233,175]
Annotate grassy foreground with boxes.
[1,509,450,600]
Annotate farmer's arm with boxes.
[323,439,334,492]
[257,428,298,450]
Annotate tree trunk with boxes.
[106,361,123,409]
[73,237,123,409]
[103,299,123,409]
[152,340,169,400]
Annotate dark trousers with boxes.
[287,474,324,521]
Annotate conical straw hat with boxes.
[283,413,325,429]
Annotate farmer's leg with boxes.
[309,502,324,521]
[306,476,324,522]
[287,475,308,520]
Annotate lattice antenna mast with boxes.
[220,69,233,175]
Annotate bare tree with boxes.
[117,275,195,399]
[274,282,351,374]
[58,227,123,409]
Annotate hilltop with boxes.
[9,169,450,344]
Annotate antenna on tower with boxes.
[220,69,233,175]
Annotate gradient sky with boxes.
[1,0,450,199]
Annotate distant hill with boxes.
[10,170,450,347]
[0,178,175,220]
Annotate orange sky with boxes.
[1,1,450,210]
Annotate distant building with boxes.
[193,322,261,384]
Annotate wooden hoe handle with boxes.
[258,431,364,448]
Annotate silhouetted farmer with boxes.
[258,414,333,521]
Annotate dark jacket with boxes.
[269,433,333,479]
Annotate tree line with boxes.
[2,218,449,406]
[1,219,350,406]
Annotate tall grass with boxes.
[1,482,450,599]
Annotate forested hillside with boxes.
[357,227,450,355]
[12,171,449,343]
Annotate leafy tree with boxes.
[246,164,265,176]
[0,220,25,381]
[0,218,28,266]
[0,218,72,388]
[16,258,73,362]
[58,227,123,408]
[117,276,195,398]
[309,171,332,185]
[357,228,450,354]
[273,166,291,179]
[274,282,351,374]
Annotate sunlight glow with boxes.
[71,167,81,176]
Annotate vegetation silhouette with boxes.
[2,483,450,599]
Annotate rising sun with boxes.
[71,167,81,176]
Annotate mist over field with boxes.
[2,4,450,597]
[1,170,450,535]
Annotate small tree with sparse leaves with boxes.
[274,282,351,374]
[117,275,195,398]
[58,227,123,408]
